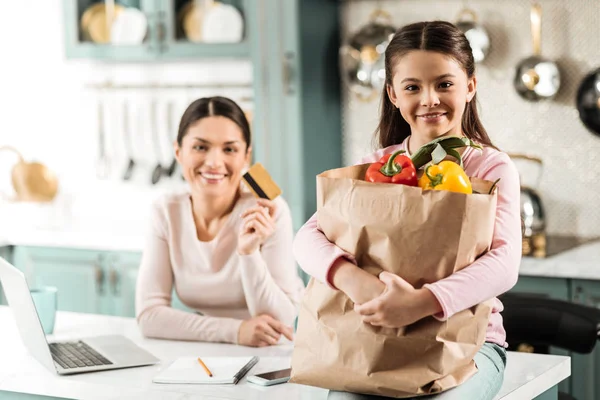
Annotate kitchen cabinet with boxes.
[63,0,251,61]
[508,276,572,396]
[13,246,120,315]
[570,280,600,400]
[157,0,251,59]
[11,246,197,318]
[509,276,600,399]
[0,246,12,304]
[510,276,570,301]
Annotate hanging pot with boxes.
[339,9,396,102]
[0,146,59,202]
[455,7,490,63]
[514,3,561,101]
[576,67,600,137]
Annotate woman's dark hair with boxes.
[375,21,496,150]
[177,96,251,150]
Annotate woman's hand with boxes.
[354,271,442,328]
[237,314,294,347]
[237,199,277,255]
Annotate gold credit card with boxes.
[242,163,282,200]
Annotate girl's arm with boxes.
[423,153,522,320]
[135,202,242,344]
[238,198,305,327]
[293,147,403,303]
[293,213,385,304]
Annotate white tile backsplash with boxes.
[340,0,600,237]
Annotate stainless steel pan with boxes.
[514,3,561,101]
[455,8,490,64]
[576,67,600,137]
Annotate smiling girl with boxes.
[294,21,521,399]
[136,96,304,347]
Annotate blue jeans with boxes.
[328,343,507,400]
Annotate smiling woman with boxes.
[135,96,304,348]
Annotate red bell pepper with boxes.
[365,150,418,186]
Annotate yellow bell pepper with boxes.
[418,161,472,194]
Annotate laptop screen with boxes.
[0,257,57,373]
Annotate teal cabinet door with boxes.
[63,0,161,61]
[0,246,12,304]
[12,247,108,315]
[570,279,600,400]
[508,276,571,395]
[510,276,570,300]
[106,252,141,318]
[108,250,194,315]
[156,0,251,59]
[0,246,11,263]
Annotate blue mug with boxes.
[30,287,58,335]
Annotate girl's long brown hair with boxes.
[374,21,496,150]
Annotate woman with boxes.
[136,96,304,347]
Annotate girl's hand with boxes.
[329,258,385,305]
[354,272,442,328]
[237,314,294,347]
[237,199,277,255]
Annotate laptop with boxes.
[0,256,160,375]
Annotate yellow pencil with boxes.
[197,357,213,377]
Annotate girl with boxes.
[293,21,521,399]
[136,96,304,347]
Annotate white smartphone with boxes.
[247,368,292,386]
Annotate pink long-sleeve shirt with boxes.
[136,190,305,344]
[293,137,522,347]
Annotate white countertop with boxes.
[0,227,145,252]
[519,240,600,280]
[0,307,570,400]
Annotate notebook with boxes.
[152,356,259,385]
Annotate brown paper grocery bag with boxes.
[290,164,497,398]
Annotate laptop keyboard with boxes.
[49,341,113,370]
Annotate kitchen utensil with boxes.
[110,7,148,45]
[514,3,561,101]
[150,100,164,185]
[201,1,244,43]
[81,2,124,44]
[164,102,177,178]
[508,153,546,257]
[181,0,208,42]
[0,146,58,202]
[122,101,136,181]
[339,9,396,102]
[455,7,490,63]
[576,67,600,137]
[96,100,110,179]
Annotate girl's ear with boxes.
[386,84,398,107]
[466,76,477,103]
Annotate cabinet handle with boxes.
[94,265,105,295]
[282,52,295,95]
[573,285,583,303]
[146,12,155,52]
[109,269,120,296]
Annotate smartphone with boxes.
[247,368,291,386]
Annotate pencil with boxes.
[197,357,213,377]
